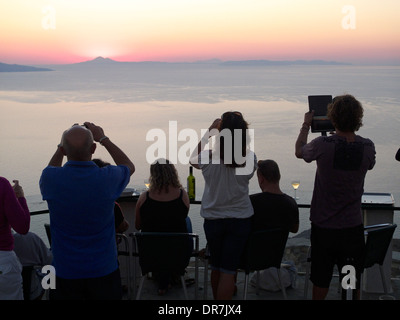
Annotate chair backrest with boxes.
[21,265,34,300]
[242,228,289,273]
[364,224,397,269]
[44,223,51,246]
[131,232,197,275]
[116,233,130,257]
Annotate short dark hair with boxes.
[257,159,280,183]
[327,94,363,132]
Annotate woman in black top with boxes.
[135,158,190,294]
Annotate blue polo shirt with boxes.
[39,161,130,279]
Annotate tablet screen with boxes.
[308,95,335,133]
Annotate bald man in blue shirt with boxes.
[40,123,134,300]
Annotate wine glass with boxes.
[144,179,150,190]
[291,180,300,200]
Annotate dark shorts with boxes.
[310,224,365,289]
[49,268,122,300]
[204,218,252,274]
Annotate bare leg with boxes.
[216,272,235,300]
[210,269,220,299]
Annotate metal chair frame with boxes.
[203,228,289,300]
[116,233,131,299]
[359,223,397,299]
[241,228,289,300]
[130,231,199,300]
[303,223,397,300]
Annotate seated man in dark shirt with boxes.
[250,159,299,234]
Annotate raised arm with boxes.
[48,129,67,167]
[2,179,30,235]
[84,122,135,176]
[48,146,64,167]
[295,111,314,159]
[189,118,221,169]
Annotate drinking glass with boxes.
[291,180,300,200]
[144,179,150,190]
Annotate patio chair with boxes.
[116,233,131,299]
[130,232,199,300]
[44,223,51,246]
[241,228,289,300]
[303,223,397,300]
[359,223,397,299]
[202,244,211,300]
[21,265,34,300]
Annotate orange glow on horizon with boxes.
[1,0,399,65]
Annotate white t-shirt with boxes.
[0,250,23,300]
[198,150,257,219]
[13,231,53,300]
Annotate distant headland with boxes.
[0,62,53,72]
[220,59,351,66]
[0,57,351,70]
[78,56,351,66]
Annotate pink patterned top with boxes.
[0,177,30,250]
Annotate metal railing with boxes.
[29,195,400,216]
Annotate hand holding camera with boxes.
[83,122,107,143]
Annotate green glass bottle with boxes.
[187,166,196,201]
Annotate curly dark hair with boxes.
[327,94,363,132]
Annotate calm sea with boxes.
[1,62,399,245]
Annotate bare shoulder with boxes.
[136,191,147,207]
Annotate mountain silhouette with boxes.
[77,56,119,64]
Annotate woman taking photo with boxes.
[190,111,257,300]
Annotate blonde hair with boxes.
[149,158,182,193]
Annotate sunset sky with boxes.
[1,0,399,65]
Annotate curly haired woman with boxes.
[135,158,190,295]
